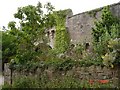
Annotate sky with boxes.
[0,0,119,29]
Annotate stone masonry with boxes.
[46,2,120,48]
[66,2,120,44]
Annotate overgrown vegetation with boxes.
[92,6,120,67]
[54,9,71,53]
[2,2,120,88]
[2,2,55,65]
[2,75,114,88]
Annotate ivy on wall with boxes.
[53,9,71,53]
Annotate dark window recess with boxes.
[81,25,83,28]
[47,31,50,36]
[35,47,39,52]
[51,30,55,38]
[85,42,90,50]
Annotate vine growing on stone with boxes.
[53,9,71,53]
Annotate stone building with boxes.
[46,2,120,48]
[66,2,120,45]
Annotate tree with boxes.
[92,6,120,67]
[92,6,119,42]
[14,2,55,45]
[2,2,56,66]
[92,6,120,55]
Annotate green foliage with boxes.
[102,38,120,67]
[54,9,70,53]
[3,2,71,72]
[2,31,17,63]
[93,31,111,55]
[10,75,80,88]
[45,58,77,71]
[92,6,119,42]
[14,2,55,44]
[92,6,120,49]
[92,6,120,67]
[2,2,55,67]
[12,76,39,88]
[45,76,81,88]
[8,21,17,30]
[4,74,114,88]
[12,51,103,72]
[2,82,12,89]
[3,3,120,89]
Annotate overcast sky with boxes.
[0,0,119,29]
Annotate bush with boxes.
[12,76,39,88]
[45,76,81,88]
[2,82,12,89]
[10,75,114,88]
[102,38,120,67]
[44,57,77,71]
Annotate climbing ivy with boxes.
[53,9,71,53]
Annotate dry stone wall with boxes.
[4,63,11,84]
[4,64,119,87]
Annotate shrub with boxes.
[102,38,120,67]
[2,82,12,89]
[12,76,39,88]
[44,57,77,71]
[45,76,81,88]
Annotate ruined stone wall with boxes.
[45,27,56,48]
[4,64,119,87]
[66,2,120,44]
